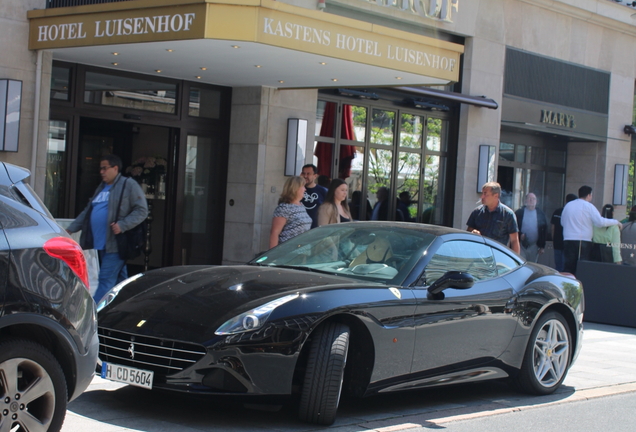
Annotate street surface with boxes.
[423,392,636,432]
[61,322,636,431]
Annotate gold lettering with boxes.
[183,13,195,31]
[540,110,575,128]
[263,17,274,35]
[144,17,156,33]
[38,25,48,42]
[170,14,184,32]
[156,15,169,33]
[95,21,104,37]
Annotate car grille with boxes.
[98,327,207,377]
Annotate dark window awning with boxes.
[394,86,499,110]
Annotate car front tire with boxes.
[515,311,572,395]
[298,322,350,425]
[0,339,68,432]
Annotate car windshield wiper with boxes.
[258,264,340,276]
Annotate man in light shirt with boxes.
[561,185,621,275]
[515,193,548,262]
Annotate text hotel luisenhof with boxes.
[261,17,457,72]
[30,5,461,80]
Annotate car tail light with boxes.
[558,272,577,280]
[43,237,90,290]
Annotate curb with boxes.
[363,382,636,431]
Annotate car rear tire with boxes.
[298,322,350,425]
[0,339,68,432]
[515,311,571,395]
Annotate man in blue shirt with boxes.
[466,182,520,254]
[68,155,148,303]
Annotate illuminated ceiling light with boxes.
[200,67,207,70]
[196,76,202,79]
[231,45,240,49]
[331,78,338,82]
[112,52,119,56]
[111,62,118,66]
[166,49,173,52]
[278,80,285,83]
[255,65,262,68]
[319,62,327,65]
[155,69,162,73]
[396,76,402,80]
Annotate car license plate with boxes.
[101,362,154,389]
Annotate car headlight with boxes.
[96,273,144,313]
[215,293,299,335]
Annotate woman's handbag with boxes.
[114,178,147,261]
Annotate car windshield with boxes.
[249,223,436,285]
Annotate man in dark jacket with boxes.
[515,193,548,262]
[67,154,148,303]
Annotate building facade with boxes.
[2,0,635,268]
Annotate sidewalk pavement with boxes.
[62,322,636,432]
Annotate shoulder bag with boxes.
[114,178,147,261]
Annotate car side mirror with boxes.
[427,271,474,295]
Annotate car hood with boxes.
[98,265,367,343]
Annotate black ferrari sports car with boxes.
[96,222,584,425]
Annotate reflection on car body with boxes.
[96,222,584,426]
[0,162,98,432]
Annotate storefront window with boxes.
[371,109,394,146]
[367,148,393,218]
[350,106,367,143]
[399,114,423,149]
[498,140,566,221]
[343,146,367,220]
[316,97,449,224]
[189,87,221,119]
[44,120,68,217]
[499,143,514,162]
[426,118,446,152]
[529,147,545,165]
[547,149,566,168]
[51,66,71,101]
[84,71,177,114]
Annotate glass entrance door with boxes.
[174,132,227,265]
[73,118,171,272]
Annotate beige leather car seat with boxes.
[349,236,394,267]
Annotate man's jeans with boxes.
[94,251,128,303]
[521,243,540,262]
[553,248,565,272]
[563,240,593,275]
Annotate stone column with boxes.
[454,36,506,229]
[222,87,317,264]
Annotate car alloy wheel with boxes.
[298,322,350,425]
[515,311,571,394]
[0,339,68,432]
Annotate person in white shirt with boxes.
[561,185,621,275]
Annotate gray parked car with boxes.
[0,162,98,432]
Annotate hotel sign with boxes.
[259,13,459,75]
[29,5,206,48]
[36,13,197,43]
[28,0,463,82]
[357,0,459,22]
